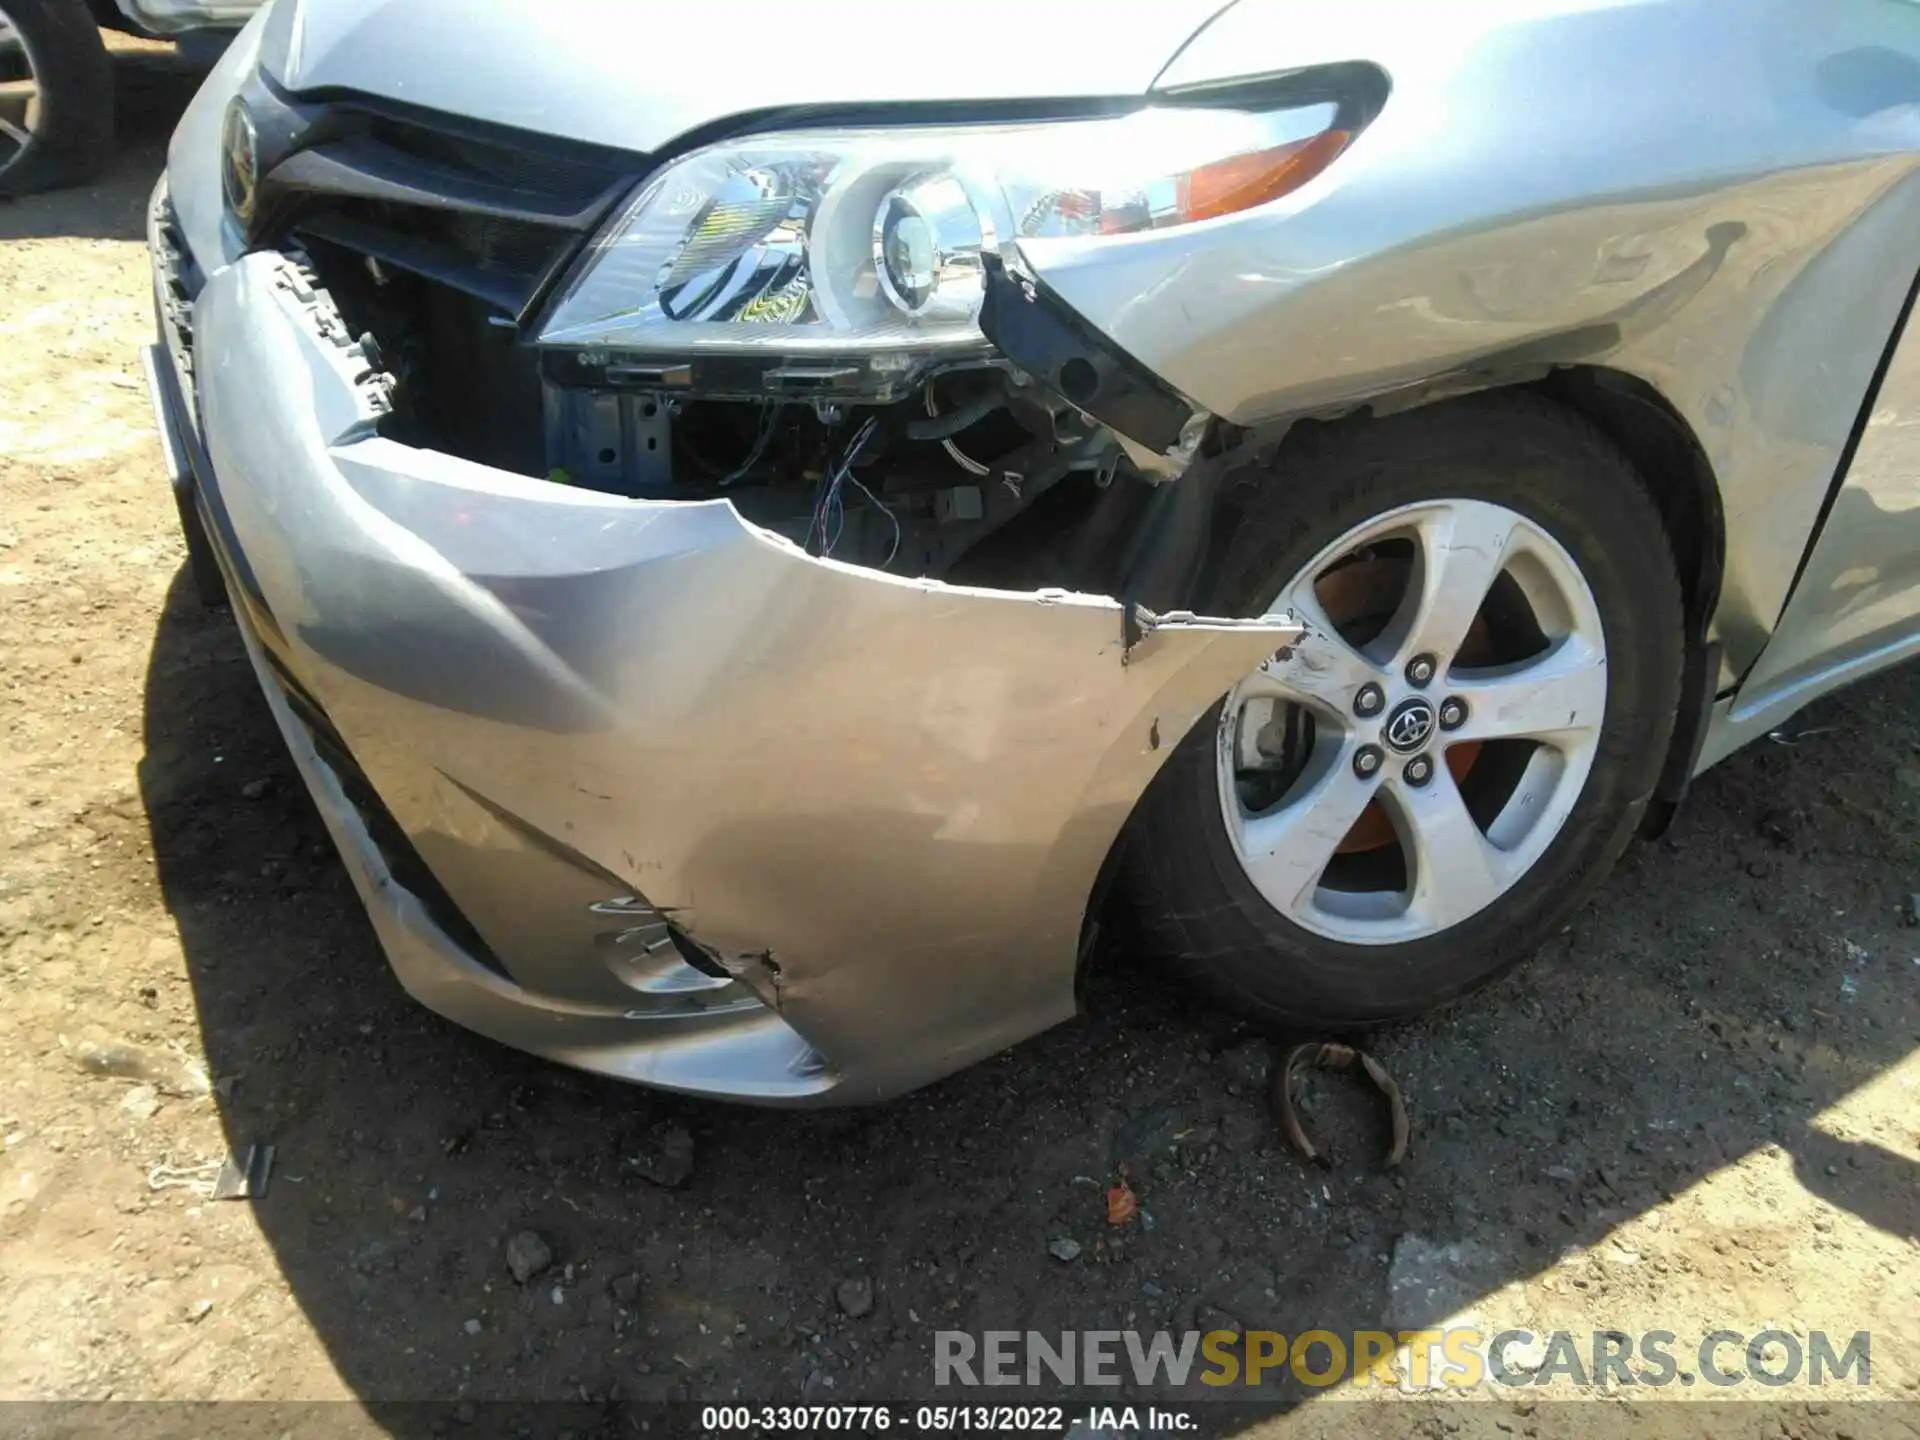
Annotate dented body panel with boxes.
[1027,0,1920,686]
[169,248,1296,1102]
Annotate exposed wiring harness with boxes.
[718,403,779,486]
[808,416,898,568]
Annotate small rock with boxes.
[609,1272,642,1306]
[1904,894,1920,928]
[835,1278,874,1319]
[1048,1238,1083,1262]
[462,1318,483,1336]
[624,1123,695,1189]
[504,1230,554,1284]
[240,778,272,800]
[70,1033,210,1097]
[407,1205,427,1224]
[455,1401,477,1424]
[550,1286,565,1306]
[1543,1164,1578,1184]
[184,1300,213,1324]
[120,1085,161,1121]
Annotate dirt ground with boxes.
[2,48,1919,1439]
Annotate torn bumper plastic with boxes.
[148,224,1298,1104]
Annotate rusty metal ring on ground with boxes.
[1271,1041,1410,1169]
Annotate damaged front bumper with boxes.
[145,191,1299,1104]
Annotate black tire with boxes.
[1125,392,1685,1028]
[0,0,113,198]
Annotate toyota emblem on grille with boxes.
[1384,697,1437,754]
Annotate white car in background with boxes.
[0,0,259,195]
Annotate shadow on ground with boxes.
[139,527,1920,1421]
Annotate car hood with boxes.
[266,0,1238,154]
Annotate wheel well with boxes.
[1077,367,1725,982]
[1239,365,1726,833]
[1528,367,1724,645]
[1218,366,1723,643]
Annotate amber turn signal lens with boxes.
[1177,128,1354,224]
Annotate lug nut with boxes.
[1439,696,1469,731]
[1406,653,1438,688]
[1403,753,1435,787]
[1353,745,1385,779]
[1354,683,1386,718]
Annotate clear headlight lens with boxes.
[535,102,1350,374]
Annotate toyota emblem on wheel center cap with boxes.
[1384,697,1437,754]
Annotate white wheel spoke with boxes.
[1235,760,1379,914]
[0,113,28,149]
[1392,769,1514,931]
[1447,638,1607,745]
[1397,502,1519,667]
[1235,588,1385,709]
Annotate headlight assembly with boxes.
[534,100,1358,400]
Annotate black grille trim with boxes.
[260,98,644,320]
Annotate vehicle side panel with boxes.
[1023,0,1920,687]
[1700,278,1920,765]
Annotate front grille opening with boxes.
[258,99,1186,595]
[302,232,549,477]
[260,101,640,475]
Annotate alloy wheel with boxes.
[0,6,41,181]
[1215,498,1609,945]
